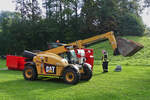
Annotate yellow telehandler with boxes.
[23,31,143,84]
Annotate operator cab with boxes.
[48,43,66,49]
[64,45,86,64]
[66,50,79,64]
[48,43,86,65]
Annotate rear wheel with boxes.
[63,68,80,84]
[23,65,37,81]
[81,64,92,81]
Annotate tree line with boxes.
[0,0,149,55]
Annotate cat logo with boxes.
[44,64,56,74]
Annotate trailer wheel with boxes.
[63,68,80,84]
[23,65,37,81]
[81,64,92,81]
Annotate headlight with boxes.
[61,59,68,64]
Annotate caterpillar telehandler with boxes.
[23,31,143,84]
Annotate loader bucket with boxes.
[116,37,144,57]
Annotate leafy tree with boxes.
[117,13,145,36]
[0,0,148,55]
[15,0,41,21]
[0,11,21,54]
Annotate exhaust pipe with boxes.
[23,50,37,59]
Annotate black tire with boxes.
[23,65,37,81]
[63,68,80,85]
[81,64,92,81]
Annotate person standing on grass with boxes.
[101,50,109,73]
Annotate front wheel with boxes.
[81,64,92,81]
[23,65,37,81]
[63,68,80,85]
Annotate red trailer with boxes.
[6,55,26,71]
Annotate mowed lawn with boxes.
[0,62,150,100]
[0,36,150,100]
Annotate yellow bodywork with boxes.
[81,31,117,49]
[31,31,115,77]
[24,31,142,79]
[33,31,116,76]
[39,31,117,55]
[33,53,84,76]
[33,53,68,76]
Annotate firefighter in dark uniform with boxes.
[101,50,109,72]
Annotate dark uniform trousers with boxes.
[102,62,108,72]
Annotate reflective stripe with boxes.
[102,56,108,62]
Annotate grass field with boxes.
[0,65,150,100]
[0,36,150,100]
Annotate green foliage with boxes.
[0,11,22,55]
[117,13,145,36]
[0,0,147,55]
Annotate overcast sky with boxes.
[0,0,150,27]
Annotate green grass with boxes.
[0,36,150,100]
[0,65,150,100]
[0,59,6,68]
